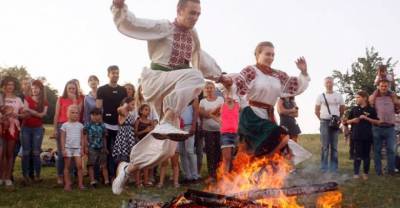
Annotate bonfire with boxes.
[126,145,342,208]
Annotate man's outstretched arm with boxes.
[111,0,172,40]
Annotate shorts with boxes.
[220,133,238,149]
[87,149,107,167]
[64,148,81,157]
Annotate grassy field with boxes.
[0,126,399,208]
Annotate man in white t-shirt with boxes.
[315,77,345,173]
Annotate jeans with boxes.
[178,125,199,180]
[55,123,64,176]
[320,120,339,173]
[372,126,396,174]
[21,127,44,177]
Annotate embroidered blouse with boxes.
[111,4,222,80]
[233,65,310,120]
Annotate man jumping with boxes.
[110,0,231,194]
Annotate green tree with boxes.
[0,66,30,80]
[0,66,58,124]
[332,47,398,106]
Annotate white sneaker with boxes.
[5,180,13,186]
[112,162,129,195]
[151,122,190,141]
[353,174,360,179]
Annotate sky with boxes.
[1,0,400,133]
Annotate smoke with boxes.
[286,163,351,187]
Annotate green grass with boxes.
[0,126,399,207]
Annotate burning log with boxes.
[184,189,265,208]
[161,182,339,207]
[232,182,339,200]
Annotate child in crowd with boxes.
[219,89,240,174]
[134,104,156,187]
[112,97,137,164]
[84,108,109,188]
[345,91,380,180]
[60,105,85,191]
[374,65,394,89]
[0,105,20,186]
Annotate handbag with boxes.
[322,93,340,130]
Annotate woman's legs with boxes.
[221,147,232,174]
[4,140,16,184]
[21,127,33,180]
[204,131,221,179]
[32,128,44,180]
[55,124,64,184]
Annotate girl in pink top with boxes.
[220,90,240,173]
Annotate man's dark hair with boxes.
[90,108,102,115]
[107,65,119,74]
[138,103,150,117]
[177,0,200,9]
[120,96,135,106]
[378,79,390,85]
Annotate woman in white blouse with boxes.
[229,41,310,157]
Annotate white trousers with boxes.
[129,67,205,169]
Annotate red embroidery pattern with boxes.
[270,70,299,95]
[168,25,193,68]
[234,66,256,96]
[234,66,300,96]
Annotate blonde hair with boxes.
[67,104,79,116]
[204,81,215,88]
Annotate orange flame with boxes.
[205,144,342,208]
[316,191,343,208]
